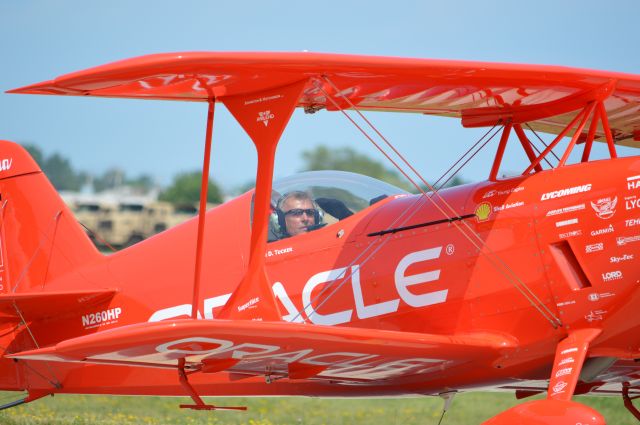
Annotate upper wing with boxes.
[7,52,640,146]
[7,318,516,384]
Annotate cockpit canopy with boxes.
[258,170,408,241]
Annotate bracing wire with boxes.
[301,77,562,328]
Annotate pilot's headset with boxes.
[275,191,322,235]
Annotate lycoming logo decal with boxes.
[541,184,592,201]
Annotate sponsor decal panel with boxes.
[627,175,640,190]
[610,254,633,263]
[541,184,592,201]
[626,218,640,227]
[475,202,492,222]
[555,367,573,378]
[82,307,122,330]
[493,201,524,212]
[556,218,578,228]
[590,196,617,219]
[625,195,640,211]
[559,230,582,239]
[546,203,585,217]
[552,380,568,395]
[0,158,12,172]
[558,357,575,366]
[585,242,604,253]
[482,186,524,199]
[602,271,622,282]
[257,110,275,127]
[586,309,607,322]
[588,292,615,302]
[590,224,614,236]
[617,235,640,246]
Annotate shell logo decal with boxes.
[475,202,492,222]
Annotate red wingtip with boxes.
[6,80,82,95]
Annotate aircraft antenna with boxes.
[315,77,562,329]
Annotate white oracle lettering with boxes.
[246,349,313,364]
[395,247,447,307]
[540,184,592,201]
[0,158,12,172]
[330,358,442,380]
[203,293,231,319]
[560,347,578,355]
[221,343,280,359]
[351,265,400,319]
[302,268,353,326]
[272,281,304,323]
[156,337,233,355]
[301,352,378,367]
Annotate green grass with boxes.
[0,392,634,425]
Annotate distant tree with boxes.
[159,171,223,205]
[93,168,126,192]
[126,174,155,194]
[24,144,87,191]
[24,144,44,166]
[301,146,411,190]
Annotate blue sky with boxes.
[1,0,639,193]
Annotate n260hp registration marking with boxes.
[82,307,122,329]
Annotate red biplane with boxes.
[2,52,640,424]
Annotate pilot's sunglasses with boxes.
[284,208,317,217]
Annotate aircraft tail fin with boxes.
[0,140,101,296]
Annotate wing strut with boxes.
[217,80,308,321]
[177,358,247,411]
[191,99,215,319]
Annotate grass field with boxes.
[0,392,634,425]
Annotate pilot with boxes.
[276,191,322,238]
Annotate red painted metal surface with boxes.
[4,53,640,423]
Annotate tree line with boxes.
[24,144,464,205]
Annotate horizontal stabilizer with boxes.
[7,319,516,383]
[0,289,118,321]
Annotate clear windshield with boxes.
[262,170,408,241]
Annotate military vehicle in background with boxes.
[63,193,200,249]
